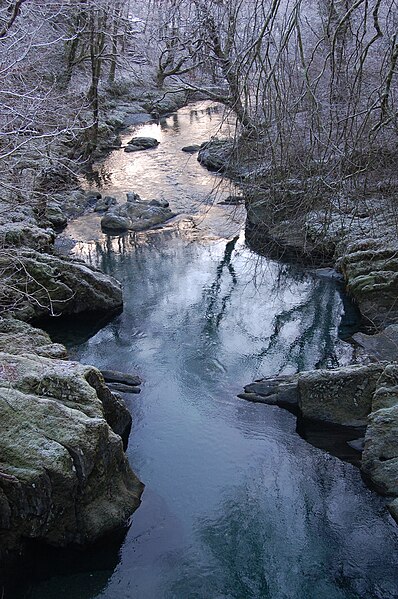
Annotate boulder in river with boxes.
[101,369,142,387]
[338,243,398,328]
[238,374,299,407]
[124,137,160,152]
[107,382,141,394]
[101,199,176,233]
[218,195,244,206]
[240,361,398,522]
[149,199,169,208]
[298,364,384,426]
[94,196,117,212]
[197,139,234,172]
[101,213,131,231]
[352,324,398,362]
[0,352,143,556]
[181,145,201,153]
[126,192,142,203]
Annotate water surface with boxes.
[19,103,398,599]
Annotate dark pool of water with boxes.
[8,103,398,599]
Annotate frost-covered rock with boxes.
[94,196,117,212]
[0,318,66,359]
[45,202,68,229]
[101,199,176,233]
[298,364,384,426]
[0,352,142,556]
[197,139,234,172]
[339,245,398,328]
[362,364,398,498]
[0,249,123,320]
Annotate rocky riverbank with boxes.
[0,83,186,561]
[0,318,144,562]
[198,138,398,524]
[0,83,221,562]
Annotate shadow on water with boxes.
[1,527,128,599]
[296,417,366,467]
[34,309,123,348]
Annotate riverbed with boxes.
[18,102,398,599]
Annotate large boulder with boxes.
[124,137,159,152]
[361,404,398,496]
[94,196,117,213]
[339,245,398,328]
[182,145,200,154]
[352,325,398,362]
[140,90,188,116]
[0,352,143,557]
[238,374,299,406]
[361,364,398,497]
[0,249,123,320]
[101,199,176,233]
[0,318,66,359]
[197,139,234,172]
[0,222,54,251]
[298,364,384,426]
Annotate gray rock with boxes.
[86,192,102,201]
[45,203,68,229]
[347,437,365,452]
[0,222,54,251]
[387,498,398,524]
[141,91,187,116]
[107,382,141,394]
[101,213,130,232]
[218,195,244,206]
[298,364,385,426]
[125,137,159,152]
[339,246,398,328]
[126,192,141,203]
[0,249,123,320]
[371,363,398,411]
[101,199,176,233]
[362,404,398,496]
[149,199,169,208]
[0,352,143,554]
[352,325,398,362]
[0,318,67,359]
[94,196,117,212]
[314,268,344,281]
[197,139,234,172]
[360,363,398,501]
[239,374,299,406]
[182,145,200,153]
[101,369,141,387]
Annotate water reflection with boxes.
[30,102,398,599]
[78,101,235,215]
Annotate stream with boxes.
[17,102,398,599]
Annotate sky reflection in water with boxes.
[26,103,398,599]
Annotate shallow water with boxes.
[14,103,398,599]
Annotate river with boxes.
[17,102,398,599]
